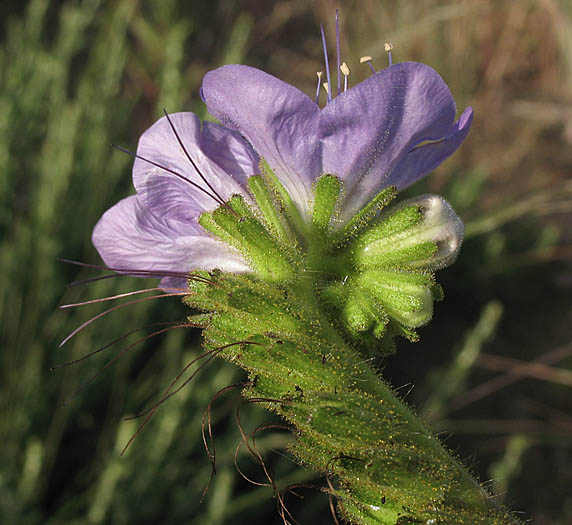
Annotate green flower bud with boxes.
[354,194,464,271]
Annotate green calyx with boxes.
[200,167,458,348]
[198,193,296,282]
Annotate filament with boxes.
[162,109,227,206]
[52,321,184,369]
[61,323,192,406]
[320,25,332,103]
[335,9,341,96]
[112,143,222,206]
[360,56,376,75]
[340,62,350,92]
[385,42,393,66]
[59,292,187,347]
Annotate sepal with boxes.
[199,195,296,281]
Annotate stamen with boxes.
[112,144,222,206]
[59,292,187,347]
[340,62,350,92]
[162,110,227,206]
[59,287,166,309]
[52,321,183,369]
[58,258,215,287]
[61,323,192,407]
[360,56,376,75]
[320,25,332,103]
[385,42,394,66]
[336,9,341,96]
[322,82,329,95]
[315,71,323,105]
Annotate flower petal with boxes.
[157,276,190,292]
[319,62,462,220]
[386,107,473,191]
[132,112,256,223]
[201,65,321,216]
[92,196,250,277]
[200,120,260,183]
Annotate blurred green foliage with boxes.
[0,1,571,523]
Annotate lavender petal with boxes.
[92,196,250,277]
[387,107,474,191]
[132,112,257,223]
[319,62,462,219]
[201,65,321,216]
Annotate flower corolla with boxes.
[93,57,472,290]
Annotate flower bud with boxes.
[355,194,463,271]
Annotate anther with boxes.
[360,56,376,75]
[322,82,329,95]
[384,42,394,66]
[340,62,350,92]
[316,71,323,105]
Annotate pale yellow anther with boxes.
[360,56,373,64]
[340,62,350,76]
[322,82,329,94]
[384,42,394,52]
[317,71,323,80]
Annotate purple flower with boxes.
[93,61,472,287]
[202,62,472,221]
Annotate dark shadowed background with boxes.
[1,0,571,523]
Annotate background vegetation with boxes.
[1,0,571,523]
